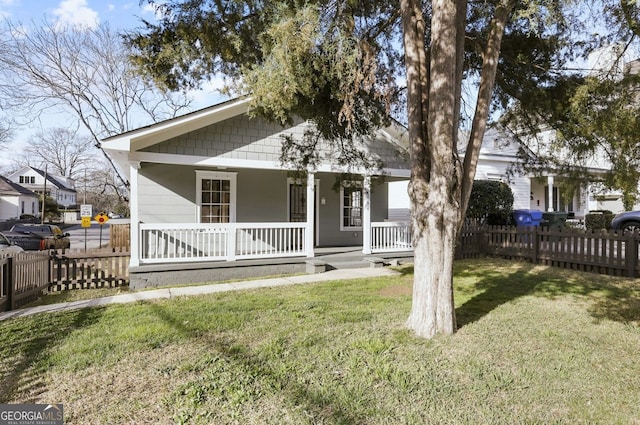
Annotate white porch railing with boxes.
[139,223,307,264]
[371,222,413,253]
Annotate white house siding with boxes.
[0,197,19,220]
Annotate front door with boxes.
[288,181,319,245]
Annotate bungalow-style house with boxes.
[102,97,413,284]
[7,166,77,208]
[0,175,39,221]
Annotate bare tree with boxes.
[0,19,192,188]
[19,127,95,179]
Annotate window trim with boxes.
[340,182,363,231]
[195,170,237,223]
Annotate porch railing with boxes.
[139,222,307,263]
[371,221,413,253]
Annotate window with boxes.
[341,184,363,230]
[19,176,24,183]
[196,171,237,223]
[30,176,35,184]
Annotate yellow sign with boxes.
[81,216,92,228]
[95,213,109,225]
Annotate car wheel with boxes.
[621,221,640,234]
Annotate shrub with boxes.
[467,180,514,225]
[585,210,614,230]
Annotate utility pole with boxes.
[40,165,47,224]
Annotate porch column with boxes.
[129,161,141,267]
[306,171,315,257]
[547,176,554,212]
[362,175,372,255]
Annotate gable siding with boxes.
[142,114,306,163]
[142,114,409,171]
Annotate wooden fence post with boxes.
[532,226,539,263]
[8,256,15,311]
[626,234,638,278]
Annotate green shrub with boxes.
[467,180,514,225]
[585,210,614,230]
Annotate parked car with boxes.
[610,211,640,233]
[0,232,24,255]
[4,224,71,250]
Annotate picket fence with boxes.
[1,248,130,311]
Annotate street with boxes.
[64,218,129,250]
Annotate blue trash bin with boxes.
[513,209,543,227]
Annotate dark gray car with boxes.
[5,224,71,250]
[610,211,640,233]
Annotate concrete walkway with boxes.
[0,267,400,322]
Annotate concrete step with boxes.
[326,260,371,270]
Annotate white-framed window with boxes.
[196,170,237,223]
[340,183,363,231]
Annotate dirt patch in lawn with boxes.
[379,284,411,298]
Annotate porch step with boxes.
[326,260,372,270]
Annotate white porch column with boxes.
[547,176,555,212]
[306,171,315,257]
[362,175,372,255]
[129,161,141,267]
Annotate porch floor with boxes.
[129,246,414,289]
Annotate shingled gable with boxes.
[102,97,410,178]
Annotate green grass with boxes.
[2,258,640,424]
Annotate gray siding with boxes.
[137,165,390,247]
[142,114,409,171]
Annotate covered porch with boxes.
[129,170,413,268]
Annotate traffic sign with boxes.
[95,213,109,225]
[81,216,92,228]
[80,204,92,218]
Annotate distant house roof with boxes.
[0,175,38,197]
[30,167,76,192]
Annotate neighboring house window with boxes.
[21,201,24,214]
[19,176,24,183]
[31,202,35,214]
[340,183,363,230]
[196,171,237,223]
[30,176,35,184]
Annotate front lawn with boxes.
[1,258,639,424]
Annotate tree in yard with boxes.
[128,0,579,338]
[17,128,96,181]
[0,19,193,191]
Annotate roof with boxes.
[30,167,77,192]
[0,175,38,197]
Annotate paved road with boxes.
[64,218,129,250]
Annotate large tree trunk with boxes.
[403,0,465,338]
[401,0,514,338]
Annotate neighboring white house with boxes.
[0,175,39,221]
[7,166,77,208]
[102,97,413,270]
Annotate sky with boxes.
[0,0,226,169]
[0,0,155,30]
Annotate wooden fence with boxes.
[0,252,52,311]
[457,225,640,277]
[0,248,130,312]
